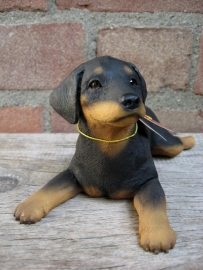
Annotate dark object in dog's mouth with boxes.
[139,114,174,141]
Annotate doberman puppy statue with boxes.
[14,56,195,254]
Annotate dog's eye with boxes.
[130,78,137,86]
[89,80,102,89]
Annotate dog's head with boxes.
[50,56,147,127]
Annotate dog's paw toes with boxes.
[180,136,196,150]
[140,226,176,254]
[14,200,47,224]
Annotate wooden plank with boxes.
[0,133,202,269]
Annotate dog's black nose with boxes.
[120,94,140,111]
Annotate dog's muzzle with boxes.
[120,94,140,111]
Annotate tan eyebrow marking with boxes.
[124,65,133,74]
[94,66,103,74]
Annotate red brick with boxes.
[154,110,203,133]
[56,0,203,13]
[0,23,86,90]
[0,107,43,133]
[51,110,78,133]
[194,34,203,95]
[97,28,192,92]
[0,0,47,11]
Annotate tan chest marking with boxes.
[110,189,135,199]
[83,186,103,197]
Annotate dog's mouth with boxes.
[108,110,145,127]
[111,109,144,123]
[81,97,146,127]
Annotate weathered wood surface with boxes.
[0,133,202,270]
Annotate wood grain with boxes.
[0,133,202,269]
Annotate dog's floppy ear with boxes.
[131,64,147,103]
[50,66,84,124]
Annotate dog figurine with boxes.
[14,56,195,254]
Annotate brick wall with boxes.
[0,0,203,133]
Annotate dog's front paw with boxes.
[139,224,176,254]
[14,195,47,224]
